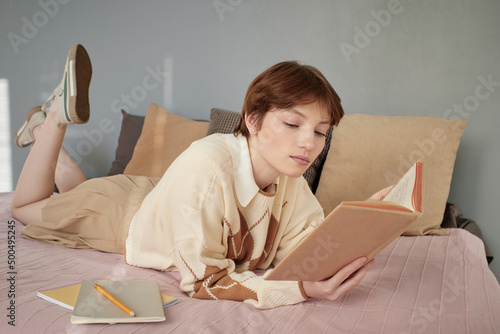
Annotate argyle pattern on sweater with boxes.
[125,134,324,308]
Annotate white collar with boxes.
[226,134,278,207]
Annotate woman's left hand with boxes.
[302,257,375,301]
[367,185,394,201]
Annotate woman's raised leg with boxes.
[11,103,83,223]
[11,44,92,224]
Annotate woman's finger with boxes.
[331,257,369,285]
[331,259,375,299]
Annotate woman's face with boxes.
[246,102,330,189]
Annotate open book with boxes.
[265,159,423,282]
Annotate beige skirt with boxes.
[20,174,159,254]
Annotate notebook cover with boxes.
[38,280,178,310]
[71,280,166,324]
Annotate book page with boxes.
[383,163,416,211]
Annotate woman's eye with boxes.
[315,131,327,137]
[285,122,298,128]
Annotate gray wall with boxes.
[1,1,499,280]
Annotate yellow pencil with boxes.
[94,284,135,316]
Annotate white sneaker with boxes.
[14,106,45,147]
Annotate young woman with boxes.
[12,44,388,309]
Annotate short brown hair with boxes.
[234,61,344,137]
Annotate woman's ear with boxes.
[245,113,257,133]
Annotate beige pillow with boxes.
[124,103,209,178]
[315,114,467,236]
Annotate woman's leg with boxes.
[11,44,92,224]
[54,141,87,193]
[11,103,86,224]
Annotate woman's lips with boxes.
[291,155,310,166]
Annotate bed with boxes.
[1,191,499,333]
[1,105,499,333]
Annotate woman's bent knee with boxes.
[11,200,47,225]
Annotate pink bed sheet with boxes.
[1,192,499,334]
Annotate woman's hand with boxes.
[302,257,375,301]
[367,185,394,201]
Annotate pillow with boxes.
[108,110,145,176]
[124,103,209,178]
[206,108,334,193]
[206,108,240,135]
[314,113,467,236]
[304,126,334,193]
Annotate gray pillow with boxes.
[108,110,145,176]
[206,108,241,135]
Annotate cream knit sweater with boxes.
[125,134,324,309]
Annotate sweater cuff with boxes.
[244,278,308,309]
[298,281,310,300]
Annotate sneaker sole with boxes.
[65,44,92,124]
